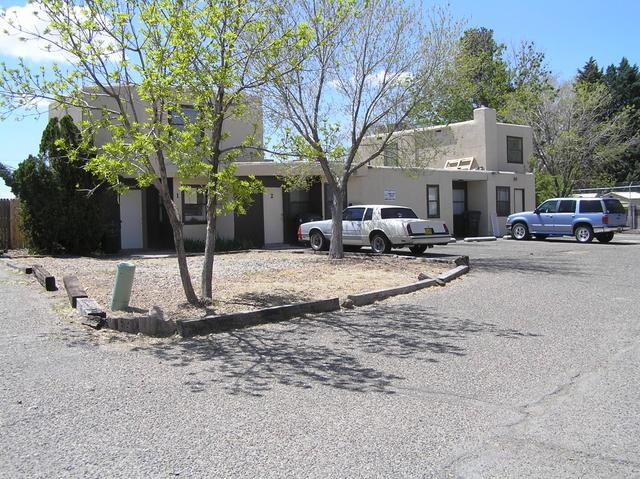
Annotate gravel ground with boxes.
[5,249,449,321]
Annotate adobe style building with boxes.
[348,107,535,237]
[52,93,535,249]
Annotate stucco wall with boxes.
[347,166,535,237]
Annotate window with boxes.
[557,200,576,213]
[182,187,207,224]
[383,142,398,166]
[537,200,557,214]
[579,200,603,213]
[170,105,197,129]
[343,207,365,221]
[426,185,440,218]
[507,136,523,164]
[380,207,418,219]
[363,208,373,221]
[603,198,626,214]
[496,186,511,216]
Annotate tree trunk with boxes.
[201,193,218,302]
[153,180,199,305]
[328,184,344,259]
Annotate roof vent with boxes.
[444,157,478,170]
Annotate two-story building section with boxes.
[51,92,535,249]
[347,107,536,238]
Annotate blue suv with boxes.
[506,197,627,243]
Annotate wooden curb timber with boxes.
[437,265,469,283]
[63,275,88,308]
[346,279,441,307]
[177,297,341,338]
[5,262,33,274]
[345,259,471,308]
[31,264,56,291]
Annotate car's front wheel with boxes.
[309,231,328,251]
[511,222,530,241]
[574,224,594,243]
[596,232,614,243]
[409,245,427,256]
[370,233,391,254]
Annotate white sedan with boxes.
[297,205,452,255]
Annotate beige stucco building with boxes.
[52,90,536,248]
[346,107,536,237]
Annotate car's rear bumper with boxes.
[595,226,629,234]
[399,234,452,245]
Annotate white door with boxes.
[120,190,144,249]
[514,188,525,213]
[263,187,283,244]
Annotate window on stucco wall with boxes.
[507,136,523,164]
[496,186,511,216]
[182,187,207,224]
[426,184,440,218]
[383,142,398,166]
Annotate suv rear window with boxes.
[603,199,626,214]
[579,200,603,213]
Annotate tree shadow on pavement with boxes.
[124,303,540,397]
[467,256,586,276]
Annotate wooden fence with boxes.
[0,198,25,250]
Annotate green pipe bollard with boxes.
[110,262,136,311]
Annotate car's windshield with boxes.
[603,199,626,214]
[380,207,418,219]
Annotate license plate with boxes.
[424,227,433,235]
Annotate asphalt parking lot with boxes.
[1,234,639,478]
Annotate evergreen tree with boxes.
[576,57,603,85]
[9,116,105,254]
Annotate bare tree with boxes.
[263,0,460,258]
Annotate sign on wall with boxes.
[384,189,396,201]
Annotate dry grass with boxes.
[12,249,451,321]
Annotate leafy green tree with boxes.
[508,82,638,197]
[577,57,640,183]
[0,0,306,304]
[431,27,510,123]
[265,0,459,259]
[0,162,11,185]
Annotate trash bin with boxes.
[466,210,481,237]
[111,262,136,311]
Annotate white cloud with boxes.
[0,2,68,62]
[0,2,120,63]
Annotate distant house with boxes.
[52,92,536,249]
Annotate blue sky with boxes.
[1,0,639,197]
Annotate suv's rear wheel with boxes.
[511,222,530,241]
[574,224,594,243]
[596,232,614,243]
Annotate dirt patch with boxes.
[8,249,451,321]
